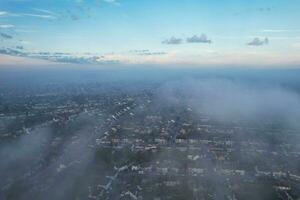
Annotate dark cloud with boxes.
[186,34,212,43]
[162,37,182,45]
[70,14,79,21]
[247,37,269,46]
[30,52,117,64]
[0,33,13,39]
[65,10,80,21]
[51,56,104,64]
[162,34,212,45]
[0,48,25,56]
[16,46,24,50]
[258,7,272,12]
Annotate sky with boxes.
[0,0,300,68]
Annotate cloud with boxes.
[102,0,116,2]
[0,11,10,16]
[130,49,167,56]
[0,11,20,17]
[247,37,269,46]
[37,54,120,65]
[258,7,272,12]
[130,49,150,53]
[162,34,212,45]
[32,8,56,15]
[0,24,14,29]
[0,9,56,20]
[260,29,291,33]
[62,11,80,21]
[30,52,107,64]
[0,48,25,56]
[138,52,167,56]
[0,33,13,39]
[156,78,300,129]
[23,13,57,19]
[102,0,121,6]
[16,46,24,50]
[50,56,102,64]
[186,34,212,44]
[0,47,119,65]
[3,7,85,22]
[162,37,183,45]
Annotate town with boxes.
[0,83,300,200]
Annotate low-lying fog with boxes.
[0,67,300,199]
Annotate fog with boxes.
[156,78,300,129]
[0,112,105,200]
[0,67,300,199]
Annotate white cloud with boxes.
[0,11,20,17]
[0,24,14,29]
[0,10,56,19]
[23,13,57,19]
[0,11,10,16]
[102,0,116,2]
[102,0,121,6]
[32,8,56,15]
[260,29,300,33]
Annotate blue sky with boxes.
[0,0,300,67]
